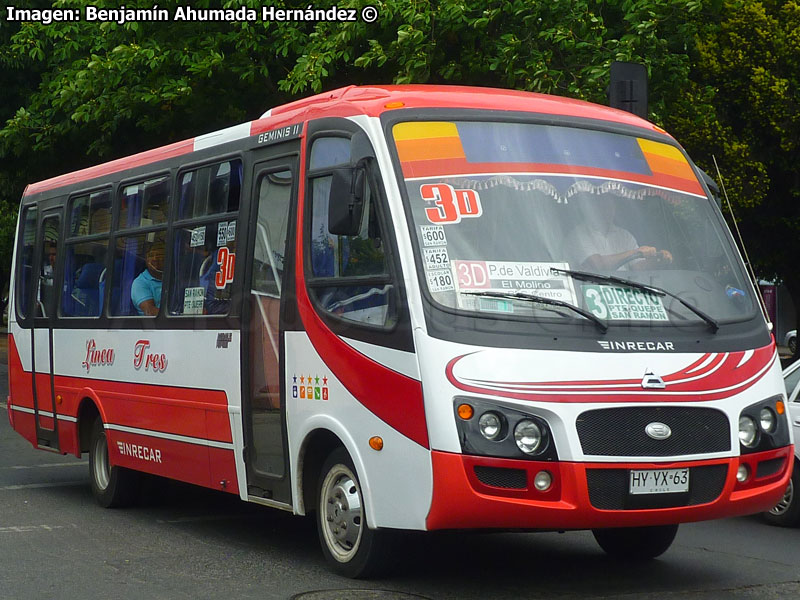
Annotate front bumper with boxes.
[425,446,793,530]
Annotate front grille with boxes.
[576,407,730,457]
[474,466,527,489]
[586,464,728,510]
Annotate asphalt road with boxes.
[0,341,798,599]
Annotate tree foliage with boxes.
[0,0,710,198]
[664,0,800,348]
[1,0,799,330]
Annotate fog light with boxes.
[534,470,552,491]
[738,415,758,447]
[736,464,749,483]
[478,412,503,441]
[759,407,776,433]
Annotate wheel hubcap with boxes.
[93,430,110,491]
[769,479,794,516]
[321,465,363,562]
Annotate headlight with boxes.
[478,412,503,441]
[453,398,558,460]
[738,415,758,447]
[759,407,776,433]
[514,419,543,455]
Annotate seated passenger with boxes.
[131,242,165,316]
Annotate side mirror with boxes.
[328,166,366,236]
[697,166,722,210]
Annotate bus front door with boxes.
[31,209,61,451]
[243,150,298,506]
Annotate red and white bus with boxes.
[7,85,794,577]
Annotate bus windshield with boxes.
[392,120,755,326]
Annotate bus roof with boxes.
[24,84,666,197]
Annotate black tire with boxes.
[790,337,797,356]
[592,524,678,559]
[88,417,139,508]
[316,448,396,578]
[762,462,800,527]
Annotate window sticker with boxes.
[215,248,235,289]
[423,247,450,271]
[477,298,514,313]
[421,183,482,224]
[426,269,455,293]
[420,225,447,247]
[190,227,206,248]
[183,287,205,315]
[582,284,668,321]
[217,221,229,246]
[452,261,578,308]
[226,221,236,242]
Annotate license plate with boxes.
[629,468,689,495]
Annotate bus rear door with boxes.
[31,207,62,451]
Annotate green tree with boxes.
[666,0,800,355]
[14,0,800,334]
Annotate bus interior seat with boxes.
[111,253,145,316]
[72,262,106,316]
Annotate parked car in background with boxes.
[784,330,796,355]
[764,359,800,526]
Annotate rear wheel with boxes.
[763,464,800,527]
[89,417,139,508]
[316,448,396,578]
[592,524,678,559]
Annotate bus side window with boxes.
[15,207,38,320]
[36,217,61,318]
[252,170,293,297]
[61,241,108,317]
[168,221,236,316]
[169,159,242,316]
[61,191,111,318]
[109,232,166,317]
[306,136,395,328]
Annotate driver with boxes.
[566,192,672,270]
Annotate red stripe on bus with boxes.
[24,139,194,196]
[7,348,233,445]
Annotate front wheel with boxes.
[762,464,800,527]
[89,417,139,508]
[316,448,396,578]
[592,524,678,559]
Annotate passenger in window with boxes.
[42,242,57,284]
[131,242,165,316]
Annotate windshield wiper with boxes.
[551,267,719,333]
[462,290,608,333]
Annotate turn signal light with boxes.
[384,101,405,109]
[369,436,384,451]
[457,403,474,420]
[776,400,785,415]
